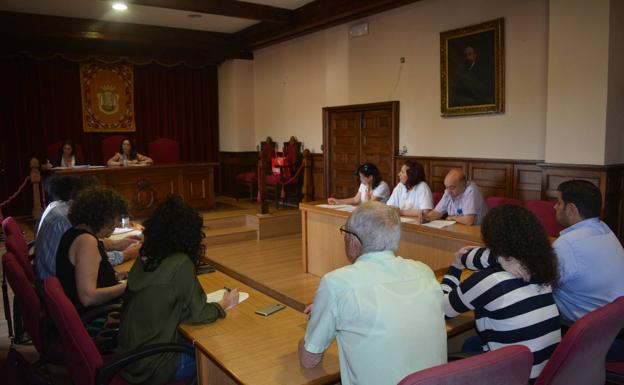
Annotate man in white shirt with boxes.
[298,202,447,385]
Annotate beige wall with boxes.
[545,0,610,165]
[605,0,624,164]
[218,0,619,165]
[218,59,256,152]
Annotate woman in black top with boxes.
[56,186,127,312]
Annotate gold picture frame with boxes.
[440,18,505,116]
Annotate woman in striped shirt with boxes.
[441,204,561,380]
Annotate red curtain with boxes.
[0,57,219,216]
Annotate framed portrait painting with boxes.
[440,18,504,116]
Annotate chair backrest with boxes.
[2,252,45,354]
[524,200,563,237]
[398,345,533,385]
[148,138,180,165]
[5,234,35,282]
[101,135,126,164]
[486,196,522,210]
[432,191,443,207]
[534,296,624,385]
[43,277,102,385]
[283,136,302,167]
[2,216,20,237]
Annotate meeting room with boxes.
[1,0,623,384]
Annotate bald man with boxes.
[425,169,487,225]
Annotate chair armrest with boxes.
[95,343,197,385]
[80,303,122,323]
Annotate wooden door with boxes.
[361,109,394,186]
[324,102,399,199]
[327,111,360,198]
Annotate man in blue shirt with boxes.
[553,179,624,323]
[425,169,487,225]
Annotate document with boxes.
[316,204,357,212]
[335,205,357,212]
[206,289,249,309]
[422,220,457,229]
[400,217,420,223]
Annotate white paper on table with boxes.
[335,205,357,212]
[206,289,249,309]
[88,165,106,169]
[400,217,420,223]
[422,220,456,229]
[317,204,347,209]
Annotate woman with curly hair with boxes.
[441,204,561,381]
[56,186,128,311]
[118,195,239,384]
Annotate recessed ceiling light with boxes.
[112,2,128,11]
[187,13,202,18]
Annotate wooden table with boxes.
[300,202,483,276]
[54,163,217,217]
[179,271,341,385]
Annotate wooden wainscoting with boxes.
[219,151,624,241]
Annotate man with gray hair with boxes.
[298,202,447,385]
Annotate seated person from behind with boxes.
[425,168,486,225]
[552,180,624,323]
[327,162,390,205]
[36,175,141,281]
[386,160,433,218]
[55,186,128,313]
[119,195,239,384]
[441,204,561,380]
[107,138,153,166]
[299,202,447,385]
[42,139,83,170]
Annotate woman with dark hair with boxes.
[107,138,153,166]
[118,195,239,384]
[441,204,561,381]
[43,139,83,169]
[327,162,390,205]
[56,186,128,312]
[386,160,433,217]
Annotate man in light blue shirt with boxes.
[552,179,624,322]
[298,202,447,385]
[425,169,487,225]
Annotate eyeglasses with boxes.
[339,225,362,244]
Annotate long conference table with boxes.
[54,163,217,217]
[299,201,484,276]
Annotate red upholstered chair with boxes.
[5,234,35,283]
[2,252,63,364]
[267,136,303,208]
[42,276,196,385]
[235,137,277,201]
[398,345,533,385]
[534,296,624,385]
[485,196,522,210]
[2,216,21,237]
[101,135,126,164]
[524,200,563,237]
[432,191,443,207]
[148,138,181,165]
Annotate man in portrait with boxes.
[448,34,495,107]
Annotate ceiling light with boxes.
[112,2,128,11]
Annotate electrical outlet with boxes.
[400,57,405,63]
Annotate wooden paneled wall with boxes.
[218,152,624,240]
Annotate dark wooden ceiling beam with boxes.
[235,0,421,49]
[130,0,292,23]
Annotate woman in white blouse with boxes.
[387,160,433,218]
[327,162,390,205]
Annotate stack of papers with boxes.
[422,220,456,229]
[400,217,420,223]
[206,289,250,309]
[316,204,357,212]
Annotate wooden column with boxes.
[302,149,313,202]
[258,151,268,214]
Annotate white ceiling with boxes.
[0,0,314,33]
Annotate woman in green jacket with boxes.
[118,196,239,384]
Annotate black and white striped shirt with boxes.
[442,248,561,379]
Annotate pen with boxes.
[224,286,231,292]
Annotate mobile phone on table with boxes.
[196,264,216,275]
[255,303,286,316]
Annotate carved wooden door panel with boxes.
[327,111,360,198]
[362,109,394,187]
